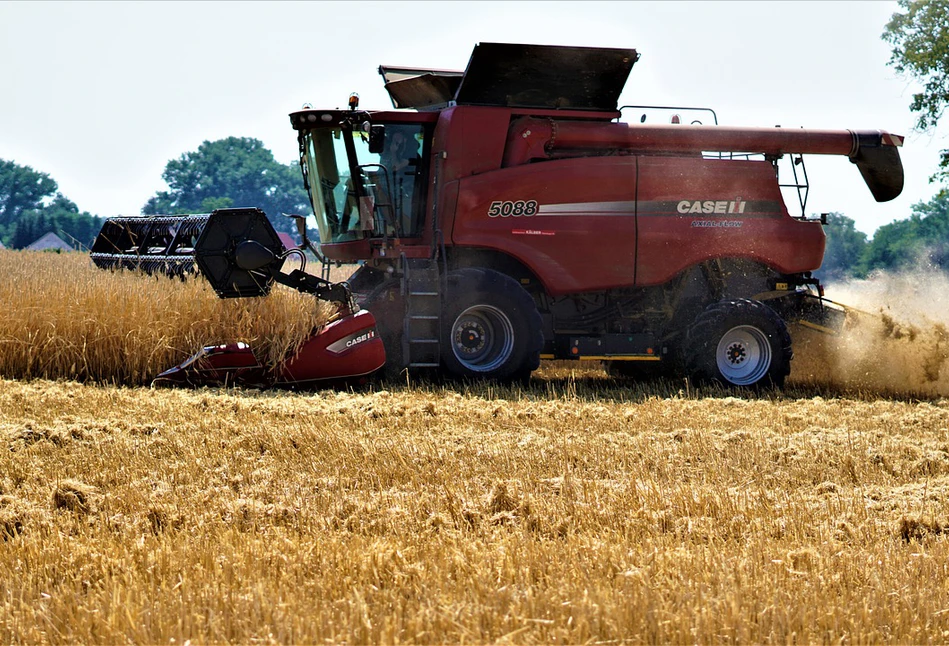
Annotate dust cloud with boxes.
[789,268,949,397]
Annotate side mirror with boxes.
[368,125,386,154]
[283,213,310,247]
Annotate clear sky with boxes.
[1,0,946,236]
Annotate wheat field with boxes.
[3,251,949,643]
[0,251,335,385]
[2,377,949,643]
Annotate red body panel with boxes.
[448,154,824,296]
[450,156,638,295]
[277,309,385,385]
[634,156,825,285]
[153,310,385,388]
[434,107,512,181]
[323,239,373,263]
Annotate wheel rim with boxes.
[715,325,772,386]
[450,305,515,373]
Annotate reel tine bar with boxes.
[90,214,211,278]
[90,208,286,298]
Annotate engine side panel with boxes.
[635,156,825,286]
[450,156,638,296]
[448,154,825,296]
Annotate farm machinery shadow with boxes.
[276,361,944,405]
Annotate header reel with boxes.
[90,207,352,308]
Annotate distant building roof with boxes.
[26,232,74,252]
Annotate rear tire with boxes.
[441,268,543,384]
[685,298,792,389]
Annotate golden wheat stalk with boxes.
[0,250,335,385]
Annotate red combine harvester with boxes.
[91,43,904,389]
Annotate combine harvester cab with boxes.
[90,207,385,388]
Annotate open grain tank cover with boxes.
[378,65,464,110]
[453,42,639,111]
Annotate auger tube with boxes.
[503,119,905,202]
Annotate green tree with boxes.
[818,212,868,280]
[883,0,949,181]
[143,137,310,238]
[1,159,101,249]
[0,159,58,240]
[858,189,949,273]
[858,219,919,273]
[913,188,949,261]
[11,193,103,250]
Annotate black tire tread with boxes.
[441,267,543,383]
[685,298,792,389]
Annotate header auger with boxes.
[90,42,905,390]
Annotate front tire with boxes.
[685,298,792,389]
[441,268,543,383]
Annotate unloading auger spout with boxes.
[504,120,905,203]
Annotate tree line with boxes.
[0,136,310,251]
[2,0,947,267]
[0,160,102,250]
[821,191,949,282]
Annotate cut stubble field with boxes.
[2,251,949,643]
